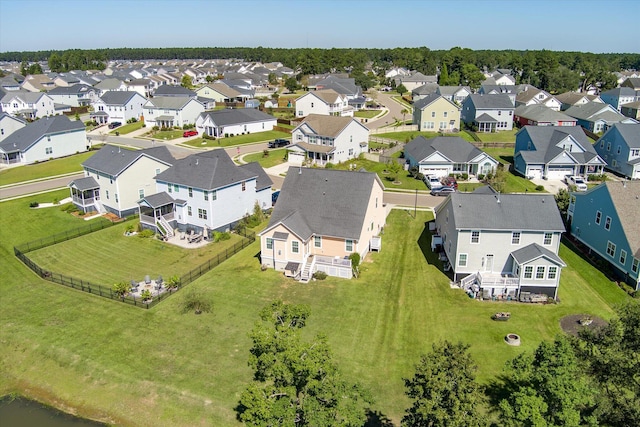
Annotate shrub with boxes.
[312,271,328,280]
[60,203,77,213]
[137,229,155,238]
[224,133,229,138]
[212,231,231,242]
[152,126,159,131]
[535,185,545,191]
[52,198,59,205]
[477,174,485,181]
[180,288,212,314]
[461,173,469,181]
[325,162,335,169]
[416,173,424,182]
[29,201,39,208]
[263,149,269,157]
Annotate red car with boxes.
[183,130,198,137]
[441,176,458,189]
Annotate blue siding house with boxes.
[567,181,640,290]
[594,123,640,179]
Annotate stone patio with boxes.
[161,231,210,249]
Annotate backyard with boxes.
[0,190,629,426]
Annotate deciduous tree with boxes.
[402,341,486,427]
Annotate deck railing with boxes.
[315,255,351,268]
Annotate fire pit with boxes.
[505,333,521,346]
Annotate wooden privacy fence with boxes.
[14,225,256,309]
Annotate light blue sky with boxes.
[1,0,638,53]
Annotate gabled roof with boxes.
[440,192,565,232]
[564,101,621,121]
[609,123,640,148]
[198,108,275,126]
[154,149,256,190]
[555,91,601,105]
[413,94,459,111]
[48,84,97,96]
[603,181,640,257]
[437,85,471,96]
[153,85,196,97]
[601,87,636,98]
[138,191,176,209]
[412,83,439,95]
[94,78,125,90]
[0,115,84,153]
[516,126,601,165]
[68,176,99,191]
[405,136,493,164]
[144,96,200,110]
[99,91,143,105]
[239,161,273,190]
[514,104,576,123]
[1,90,48,104]
[511,243,566,266]
[298,88,343,104]
[466,94,514,109]
[82,144,174,176]
[0,112,26,125]
[295,114,364,138]
[199,83,242,99]
[264,167,380,240]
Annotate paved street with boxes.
[366,91,411,130]
[0,173,84,200]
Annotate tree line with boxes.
[236,301,639,426]
[2,46,639,93]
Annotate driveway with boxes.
[366,91,411,130]
[531,178,568,195]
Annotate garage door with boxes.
[527,167,543,179]
[547,167,574,180]
[421,168,449,178]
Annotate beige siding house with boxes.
[412,94,461,132]
[260,168,386,281]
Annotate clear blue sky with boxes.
[1,0,638,53]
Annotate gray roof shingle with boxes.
[405,136,494,163]
[0,115,84,153]
[99,91,142,105]
[239,162,273,190]
[81,145,174,176]
[511,243,566,266]
[265,167,379,240]
[198,108,275,127]
[68,176,99,191]
[467,93,514,109]
[516,126,601,165]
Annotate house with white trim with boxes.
[0,112,26,142]
[259,168,386,281]
[460,94,514,132]
[195,108,276,138]
[1,91,55,119]
[295,89,352,117]
[434,187,566,300]
[90,91,147,125]
[143,97,205,128]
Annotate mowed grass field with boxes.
[0,190,629,426]
[0,151,94,186]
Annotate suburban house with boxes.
[412,94,461,132]
[20,74,56,92]
[195,82,243,103]
[394,72,437,92]
[600,87,637,112]
[152,85,196,98]
[437,86,472,105]
[515,88,561,111]
[555,91,603,111]
[411,83,439,102]
[259,167,385,281]
[514,104,578,127]
[564,101,638,133]
[478,85,517,104]
[0,91,55,119]
[594,123,640,179]
[483,69,516,86]
[404,136,498,178]
[47,84,99,108]
[514,126,606,180]
[94,78,129,96]
[288,114,369,166]
[143,97,205,128]
[567,181,640,290]
[314,76,362,102]
[620,101,640,120]
[0,115,86,165]
[295,89,352,117]
[460,94,515,132]
[91,91,147,125]
[126,78,151,98]
[195,108,276,138]
[0,112,26,142]
[72,145,175,216]
[621,77,640,91]
[434,187,566,300]
[139,149,272,237]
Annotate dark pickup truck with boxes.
[268,138,290,148]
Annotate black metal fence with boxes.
[13,225,256,309]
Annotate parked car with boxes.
[268,138,290,148]
[424,174,443,190]
[183,130,198,137]
[441,176,458,189]
[430,186,456,196]
[565,175,588,191]
[108,122,121,129]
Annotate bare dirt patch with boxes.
[560,314,608,337]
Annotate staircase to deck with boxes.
[157,216,174,238]
[94,199,106,214]
[300,255,315,283]
[460,273,478,290]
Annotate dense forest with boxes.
[1,47,639,93]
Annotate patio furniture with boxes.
[145,275,151,284]
[180,232,186,240]
[157,275,163,285]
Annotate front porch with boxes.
[138,192,180,239]
[154,115,175,128]
[0,151,21,165]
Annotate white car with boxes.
[566,175,588,191]
[424,174,442,190]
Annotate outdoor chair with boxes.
[145,275,151,284]
[157,275,163,285]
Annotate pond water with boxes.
[0,396,106,426]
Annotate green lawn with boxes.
[333,159,428,191]
[242,148,289,168]
[476,128,519,143]
[391,95,412,109]
[0,191,629,426]
[354,109,382,119]
[181,130,290,149]
[0,152,95,186]
[149,129,184,140]
[110,121,143,135]
[375,130,476,143]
